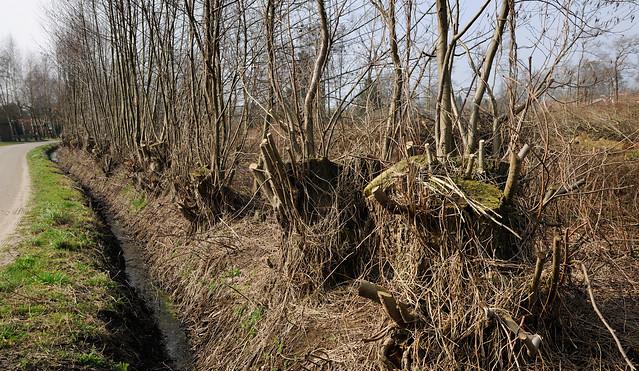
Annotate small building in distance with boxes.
[0,104,59,141]
[0,118,14,141]
[0,104,21,141]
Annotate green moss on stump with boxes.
[363,155,503,211]
[454,179,503,210]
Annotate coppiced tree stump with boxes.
[250,134,379,288]
[359,146,563,369]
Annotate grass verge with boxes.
[121,184,148,212]
[0,146,168,370]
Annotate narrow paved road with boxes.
[0,142,51,256]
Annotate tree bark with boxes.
[466,0,509,156]
[435,0,452,157]
[302,0,330,159]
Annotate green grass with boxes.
[0,146,132,369]
[235,304,265,338]
[573,133,639,161]
[0,141,20,147]
[121,184,148,212]
[223,267,242,279]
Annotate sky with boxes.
[0,0,636,91]
[0,0,51,56]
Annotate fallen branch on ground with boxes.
[484,306,542,357]
[358,280,417,326]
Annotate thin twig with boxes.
[580,263,636,371]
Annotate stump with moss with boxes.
[360,148,557,370]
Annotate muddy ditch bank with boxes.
[50,147,193,370]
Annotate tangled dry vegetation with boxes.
[57,98,639,370]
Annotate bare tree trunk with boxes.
[302,0,330,159]
[613,57,619,103]
[466,0,509,157]
[435,0,452,157]
[372,0,403,161]
[263,0,276,142]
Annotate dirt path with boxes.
[0,142,53,265]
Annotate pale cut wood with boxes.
[484,307,541,357]
[503,144,530,202]
[464,154,476,178]
[249,163,275,205]
[478,139,485,173]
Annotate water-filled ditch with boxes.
[49,148,193,370]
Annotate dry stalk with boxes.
[424,143,433,173]
[580,263,637,371]
[529,250,545,303]
[544,235,563,309]
[358,280,417,325]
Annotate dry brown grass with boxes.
[59,147,383,370]
[56,96,639,370]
